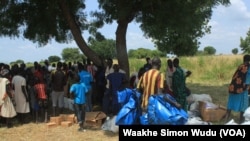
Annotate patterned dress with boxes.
[172,66,188,111]
[227,63,250,112]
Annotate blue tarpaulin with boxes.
[115,88,188,125]
[146,94,188,125]
[115,89,141,125]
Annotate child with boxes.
[69,75,88,132]
[33,76,48,123]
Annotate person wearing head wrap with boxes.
[224,54,250,123]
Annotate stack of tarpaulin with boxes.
[115,88,188,125]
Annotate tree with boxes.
[138,1,230,56]
[10,59,24,66]
[128,49,137,58]
[128,48,165,58]
[88,39,116,60]
[48,55,61,63]
[0,0,103,66]
[0,0,230,81]
[232,48,238,55]
[240,28,250,53]
[92,0,230,77]
[204,46,216,55]
[61,48,85,62]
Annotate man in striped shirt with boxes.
[137,57,181,111]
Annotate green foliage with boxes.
[232,48,238,55]
[61,48,85,62]
[0,0,87,46]
[48,55,61,62]
[127,48,164,59]
[240,28,250,53]
[139,1,230,56]
[0,0,231,78]
[129,55,242,86]
[197,56,205,68]
[128,48,150,59]
[15,59,24,64]
[204,46,216,55]
[129,58,145,73]
[151,50,165,58]
[128,49,137,58]
[196,50,205,56]
[88,39,116,59]
[9,59,24,66]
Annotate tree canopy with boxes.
[240,28,250,54]
[61,47,85,62]
[88,39,116,60]
[48,55,61,63]
[204,46,216,55]
[137,0,230,56]
[0,0,230,79]
[232,48,238,55]
[128,48,165,59]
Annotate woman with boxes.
[224,54,250,123]
[12,67,30,124]
[172,58,188,111]
[0,69,17,128]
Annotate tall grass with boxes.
[129,54,245,123]
[129,54,243,86]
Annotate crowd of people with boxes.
[0,56,193,129]
[0,58,129,130]
[3,55,249,128]
[130,57,192,113]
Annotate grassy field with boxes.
[0,54,244,140]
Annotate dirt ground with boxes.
[0,103,118,141]
[0,121,118,141]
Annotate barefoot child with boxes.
[70,75,88,132]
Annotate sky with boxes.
[0,0,250,64]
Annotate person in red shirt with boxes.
[34,76,48,123]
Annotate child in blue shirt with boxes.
[70,75,88,132]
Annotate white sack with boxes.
[101,116,119,133]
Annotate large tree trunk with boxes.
[58,0,104,67]
[116,20,130,83]
[59,0,130,83]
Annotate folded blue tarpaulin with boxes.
[146,94,188,125]
[116,88,188,125]
[115,89,141,125]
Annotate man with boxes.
[143,57,152,72]
[137,57,181,112]
[51,61,67,116]
[107,64,127,115]
[103,58,125,114]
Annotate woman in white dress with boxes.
[12,68,30,124]
[0,69,17,128]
